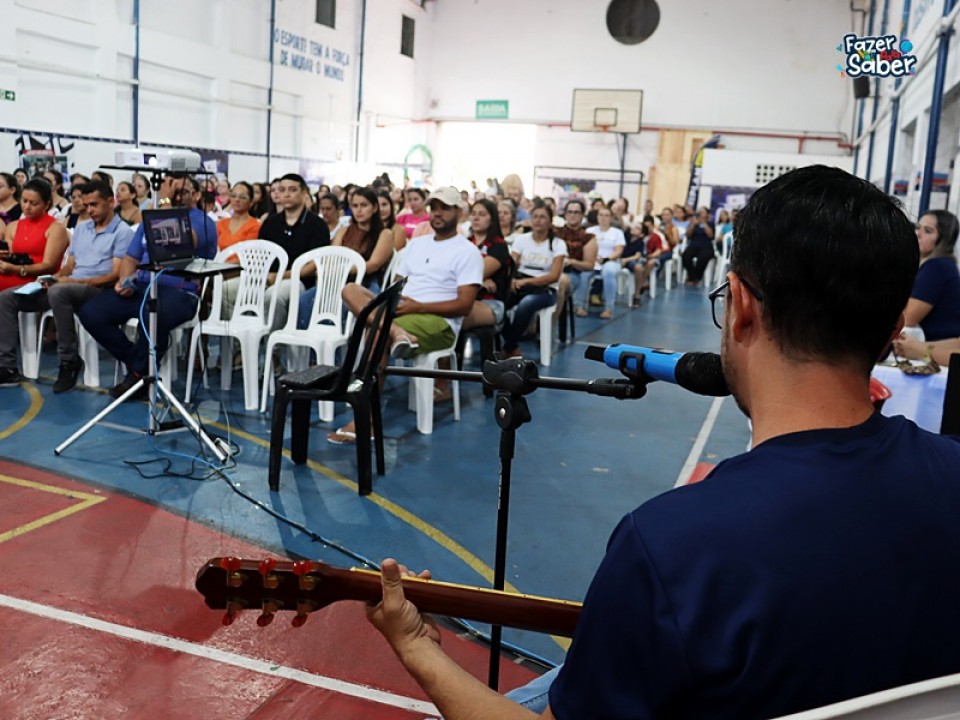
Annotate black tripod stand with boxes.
[385,355,651,689]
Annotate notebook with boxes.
[141,208,234,276]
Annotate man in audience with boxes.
[78,174,217,399]
[0,181,126,392]
[365,166,960,719]
[254,172,330,331]
[327,186,482,444]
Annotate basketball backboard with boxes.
[570,89,643,133]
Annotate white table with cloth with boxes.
[872,363,948,433]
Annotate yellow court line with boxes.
[209,421,572,652]
[0,473,107,544]
[0,382,43,440]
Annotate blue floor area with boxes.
[0,284,751,664]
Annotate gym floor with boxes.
[0,282,752,717]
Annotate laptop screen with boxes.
[142,208,194,264]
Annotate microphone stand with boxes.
[384,357,651,690]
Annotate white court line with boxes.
[0,592,438,716]
[675,397,725,487]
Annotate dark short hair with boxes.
[731,165,918,373]
[0,172,19,200]
[80,180,114,200]
[280,173,308,192]
[23,177,53,206]
[405,187,427,200]
[232,180,254,200]
[318,192,340,208]
[564,199,586,215]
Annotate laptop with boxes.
[142,208,235,276]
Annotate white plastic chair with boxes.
[404,343,461,435]
[536,303,557,366]
[713,231,734,286]
[37,310,101,387]
[616,267,635,304]
[259,246,366,416]
[382,249,403,287]
[770,671,960,719]
[184,240,288,411]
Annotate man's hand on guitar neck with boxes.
[365,558,440,654]
[366,558,550,720]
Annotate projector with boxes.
[159,150,201,172]
[115,148,159,167]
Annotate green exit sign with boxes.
[476,99,508,120]
[1,89,15,102]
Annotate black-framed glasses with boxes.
[708,277,763,329]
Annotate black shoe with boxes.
[110,371,148,400]
[0,367,23,387]
[53,358,84,394]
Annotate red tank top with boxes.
[0,213,56,291]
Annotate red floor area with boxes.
[0,460,536,719]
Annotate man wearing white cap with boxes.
[328,185,483,444]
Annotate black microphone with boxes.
[584,344,730,397]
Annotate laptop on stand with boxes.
[142,208,235,276]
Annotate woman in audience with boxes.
[634,218,670,304]
[13,168,28,189]
[318,192,344,239]
[216,181,260,253]
[0,178,69,292]
[609,198,633,231]
[377,189,407,252]
[498,199,519,245]
[903,210,960,341]
[64,184,90,230]
[556,199,597,318]
[91,170,113,188]
[716,208,733,239]
[133,172,152,210]
[396,187,429,239]
[681,207,715,285]
[501,202,567,358]
[251,182,274,220]
[586,197,605,226]
[216,177,231,212]
[42,170,70,220]
[464,198,512,333]
[115,181,143,226]
[0,172,22,226]
[586,206,626,318]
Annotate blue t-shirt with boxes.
[68,215,133,280]
[550,413,960,720]
[126,207,218,291]
[911,256,960,341]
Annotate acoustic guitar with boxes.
[196,557,582,637]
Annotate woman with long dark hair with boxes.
[903,209,960,341]
[463,198,512,333]
[0,178,69,294]
[116,182,143,226]
[378,189,407,252]
[251,182,275,220]
[0,172,21,227]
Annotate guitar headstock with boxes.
[196,557,345,628]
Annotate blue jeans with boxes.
[504,664,561,712]
[503,290,556,353]
[565,270,593,311]
[599,260,620,312]
[78,283,198,376]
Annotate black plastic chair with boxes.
[268,280,403,496]
[557,293,576,344]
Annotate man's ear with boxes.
[727,273,759,342]
[886,313,906,346]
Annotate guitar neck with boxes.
[333,566,581,637]
[196,558,582,637]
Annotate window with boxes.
[401,15,415,58]
[606,0,660,45]
[316,0,335,28]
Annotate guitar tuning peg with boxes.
[256,612,275,627]
[258,558,277,575]
[291,612,309,628]
[291,560,315,576]
[222,600,244,626]
[220,557,242,572]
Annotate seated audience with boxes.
[682,207,715,285]
[587,206,626,318]
[78,175,217,399]
[251,182,275,221]
[115,181,143,226]
[903,209,960,341]
[501,174,530,222]
[502,202,567,357]
[0,180,130,392]
[498,200,519,245]
[0,172,22,226]
[396,187,430,239]
[132,172,152,210]
[555,199,596,318]
[91,170,113,188]
[378,189,407,252]
[13,168,29,189]
[0,178,70,386]
[463,198,511,333]
[365,165,960,720]
[327,186,482,444]
[42,170,70,220]
[65,184,91,230]
[621,218,663,306]
[215,181,261,253]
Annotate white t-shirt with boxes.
[511,232,568,289]
[396,233,484,334]
[587,226,626,268]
